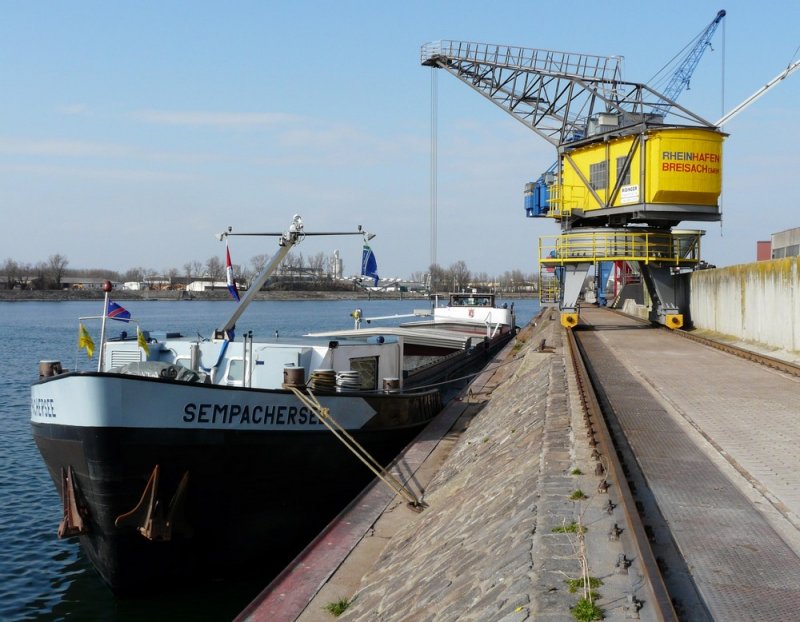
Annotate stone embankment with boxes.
[291,313,634,622]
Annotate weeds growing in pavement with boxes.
[324,597,353,617]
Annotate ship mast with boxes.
[214,215,368,339]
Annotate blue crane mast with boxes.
[651,9,726,117]
[524,9,726,219]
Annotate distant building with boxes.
[122,281,148,291]
[756,240,772,261]
[331,250,343,280]
[186,280,226,292]
[62,277,117,290]
[771,227,800,259]
[184,278,248,292]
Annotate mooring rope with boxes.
[288,387,423,509]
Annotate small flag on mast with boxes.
[361,244,379,286]
[106,300,131,322]
[226,242,240,302]
[78,323,95,359]
[137,326,150,356]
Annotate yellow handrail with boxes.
[539,230,701,265]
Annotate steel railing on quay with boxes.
[539,231,701,266]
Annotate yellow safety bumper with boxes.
[560,313,579,329]
[665,314,683,329]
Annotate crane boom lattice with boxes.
[421,40,714,147]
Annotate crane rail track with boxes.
[603,307,800,378]
[670,328,800,377]
[566,327,678,621]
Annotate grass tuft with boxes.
[551,521,587,534]
[324,597,353,617]
[565,576,603,594]
[571,596,604,621]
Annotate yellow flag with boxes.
[78,323,94,359]
[137,326,150,356]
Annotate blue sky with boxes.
[2,1,799,279]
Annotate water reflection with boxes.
[27,547,275,622]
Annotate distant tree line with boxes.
[1,253,536,293]
[2,254,74,290]
[0,251,343,291]
[415,261,536,293]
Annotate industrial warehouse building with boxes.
[757,227,800,260]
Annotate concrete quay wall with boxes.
[690,257,800,353]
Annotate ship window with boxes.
[616,156,631,186]
[225,359,244,386]
[589,161,607,190]
[350,356,378,390]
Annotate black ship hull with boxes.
[32,416,432,593]
[31,330,512,593]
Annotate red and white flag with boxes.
[226,243,240,302]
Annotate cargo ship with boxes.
[30,216,516,593]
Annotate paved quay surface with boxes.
[580,308,800,544]
[577,307,800,620]
[279,314,650,622]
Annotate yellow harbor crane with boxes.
[421,31,799,329]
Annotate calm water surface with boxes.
[0,298,539,621]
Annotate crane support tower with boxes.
[421,40,726,329]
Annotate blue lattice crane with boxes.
[650,9,726,117]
